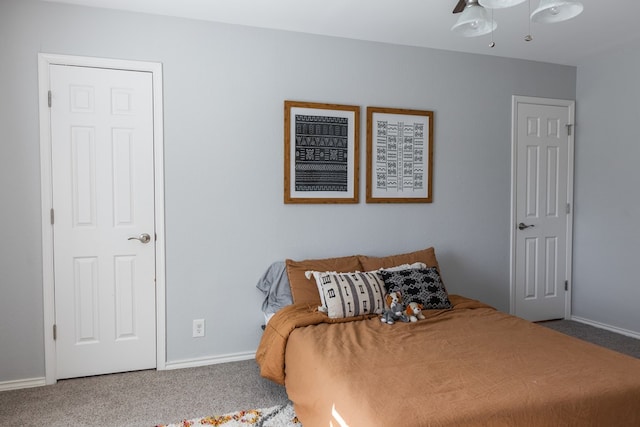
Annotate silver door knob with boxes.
[518,223,534,230]
[128,233,151,244]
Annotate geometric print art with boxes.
[380,267,452,310]
[294,114,349,192]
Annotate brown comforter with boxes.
[256,295,640,426]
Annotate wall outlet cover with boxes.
[192,319,205,337]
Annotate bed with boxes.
[256,247,640,427]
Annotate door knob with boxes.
[128,233,151,244]
[518,223,534,230]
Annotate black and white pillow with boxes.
[308,271,386,318]
[379,267,451,310]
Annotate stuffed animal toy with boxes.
[380,291,410,324]
[404,302,426,322]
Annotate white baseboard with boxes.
[0,353,256,389]
[571,316,640,340]
[0,377,46,392]
[163,351,256,371]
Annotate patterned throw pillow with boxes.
[379,267,452,309]
[311,271,386,318]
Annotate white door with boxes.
[511,96,574,322]
[49,64,156,379]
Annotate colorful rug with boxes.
[156,403,301,427]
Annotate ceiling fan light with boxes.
[451,4,497,37]
[530,0,584,24]
[481,0,526,9]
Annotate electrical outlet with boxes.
[193,319,205,338]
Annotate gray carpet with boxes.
[537,319,640,358]
[0,360,289,427]
[1,320,638,426]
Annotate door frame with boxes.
[509,95,575,319]
[38,53,166,384]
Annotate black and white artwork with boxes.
[366,107,433,203]
[285,101,359,204]
[294,114,349,192]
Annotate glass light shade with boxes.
[531,0,584,24]
[451,4,497,37]
[481,0,526,9]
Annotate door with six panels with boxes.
[49,64,156,379]
[513,97,574,322]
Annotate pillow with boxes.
[379,267,452,310]
[286,255,363,305]
[313,271,386,318]
[359,247,440,272]
[306,262,425,312]
[379,262,426,272]
[256,261,293,317]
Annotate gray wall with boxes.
[0,0,577,382]
[573,41,640,333]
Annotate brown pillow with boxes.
[286,255,363,305]
[359,247,440,272]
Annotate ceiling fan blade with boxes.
[453,0,467,13]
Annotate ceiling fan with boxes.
[453,0,526,14]
[452,0,467,14]
[453,0,584,20]
[451,0,584,40]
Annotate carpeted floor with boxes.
[537,319,640,358]
[0,319,638,427]
[0,359,289,427]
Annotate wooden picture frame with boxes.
[284,101,360,204]
[366,107,433,203]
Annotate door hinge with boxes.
[564,280,568,291]
[48,90,52,108]
[50,208,55,225]
[566,203,571,214]
[53,324,57,340]
[566,124,573,136]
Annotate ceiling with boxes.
[43,0,640,66]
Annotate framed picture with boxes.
[366,107,433,203]
[284,101,360,204]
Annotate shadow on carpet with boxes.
[156,403,301,427]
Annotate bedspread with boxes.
[256,295,640,426]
